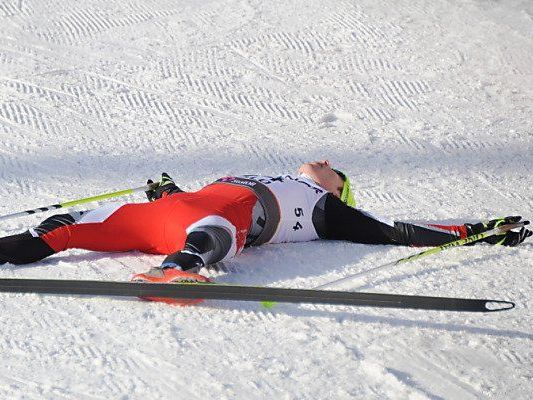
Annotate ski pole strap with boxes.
[0,183,159,222]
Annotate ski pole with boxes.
[317,222,527,290]
[261,222,526,309]
[0,182,159,222]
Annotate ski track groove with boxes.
[118,89,213,129]
[83,74,127,92]
[39,7,178,45]
[360,189,409,204]
[385,341,484,399]
[0,335,42,358]
[475,172,533,210]
[391,130,428,150]
[248,52,403,80]
[165,125,202,148]
[192,8,219,27]
[357,106,394,122]
[438,137,519,153]
[177,74,311,123]
[57,76,132,126]
[498,347,531,367]
[0,51,13,65]
[1,78,78,106]
[377,81,420,110]
[0,0,33,17]
[343,57,403,73]
[157,50,238,80]
[229,30,331,55]
[0,101,61,137]
[0,38,40,61]
[3,295,185,397]
[326,12,396,49]
[0,373,106,400]
[244,143,304,170]
[71,98,113,128]
[347,81,371,97]
[0,141,34,182]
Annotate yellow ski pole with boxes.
[0,182,159,222]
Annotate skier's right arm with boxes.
[145,173,183,201]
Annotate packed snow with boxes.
[0,0,532,398]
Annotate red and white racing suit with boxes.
[0,175,469,267]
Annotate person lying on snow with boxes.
[0,160,530,304]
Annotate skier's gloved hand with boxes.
[145,172,183,201]
[465,216,531,246]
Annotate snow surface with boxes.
[1,0,532,398]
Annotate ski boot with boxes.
[131,267,210,306]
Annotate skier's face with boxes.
[298,160,344,197]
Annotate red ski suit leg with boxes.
[41,184,258,257]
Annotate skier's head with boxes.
[332,169,356,208]
[298,160,356,207]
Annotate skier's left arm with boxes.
[321,194,531,247]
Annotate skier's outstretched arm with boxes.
[321,194,531,247]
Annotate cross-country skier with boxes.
[0,160,530,304]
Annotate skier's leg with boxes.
[0,231,55,265]
[1,200,169,265]
[40,202,170,254]
[0,210,86,265]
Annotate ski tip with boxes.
[484,300,515,312]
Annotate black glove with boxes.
[465,216,531,246]
[145,172,183,202]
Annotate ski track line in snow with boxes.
[0,101,61,137]
[296,305,533,340]
[75,69,251,130]
[35,7,179,45]
[62,306,198,397]
[261,55,404,77]
[375,338,531,400]
[244,143,304,170]
[376,79,432,111]
[0,77,118,143]
[1,77,75,102]
[390,129,430,151]
[0,374,106,400]
[377,347,481,400]
[475,172,533,211]
[229,30,331,59]
[325,9,399,49]
[1,294,197,398]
